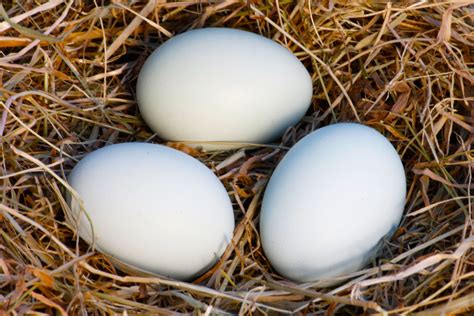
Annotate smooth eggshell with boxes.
[68,143,234,280]
[260,123,406,283]
[136,27,313,150]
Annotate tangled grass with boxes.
[0,0,473,314]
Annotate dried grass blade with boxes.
[106,0,160,60]
[0,4,61,43]
[413,292,474,316]
[0,0,64,33]
[30,292,68,316]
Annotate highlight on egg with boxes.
[136,27,313,150]
[67,142,235,280]
[260,123,406,283]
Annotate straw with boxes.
[1,1,473,314]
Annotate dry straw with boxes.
[1,0,473,314]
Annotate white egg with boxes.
[260,123,406,283]
[136,27,312,150]
[68,143,234,280]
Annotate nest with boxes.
[1,0,473,314]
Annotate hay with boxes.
[1,0,473,314]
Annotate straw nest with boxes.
[1,0,473,315]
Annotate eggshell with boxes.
[68,143,234,280]
[136,27,313,150]
[260,123,406,283]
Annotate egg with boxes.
[260,123,406,283]
[136,27,313,150]
[68,143,234,280]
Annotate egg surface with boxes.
[68,143,234,280]
[136,27,313,150]
[260,123,406,283]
